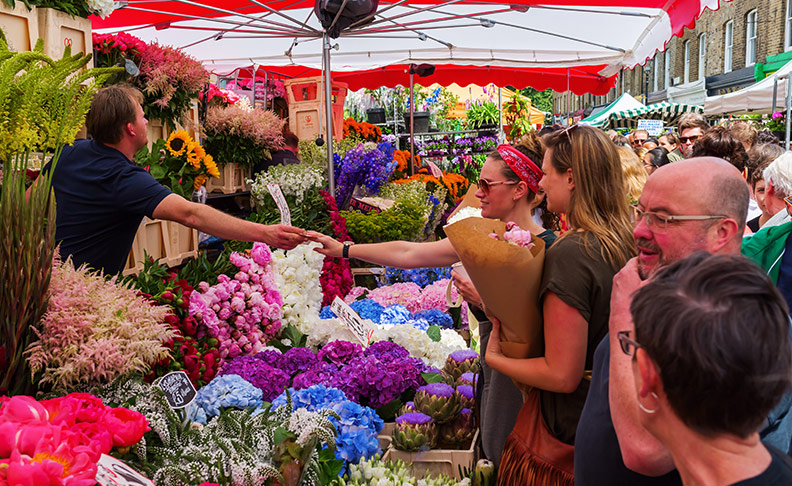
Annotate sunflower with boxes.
[193,174,208,189]
[166,130,191,157]
[185,140,206,169]
[203,153,220,178]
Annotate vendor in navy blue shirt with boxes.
[45,85,307,274]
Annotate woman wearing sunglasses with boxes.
[489,125,636,484]
[307,131,558,468]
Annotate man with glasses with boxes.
[574,157,792,485]
[631,129,649,148]
[676,113,709,158]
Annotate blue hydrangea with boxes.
[383,266,452,287]
[379,304,412,326]
[321,299,384,324]
[405,318,430,331]
[320,305,335,319]
[413,309,454,329]
[188,374,263,425]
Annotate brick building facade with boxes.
[552,0,792,122]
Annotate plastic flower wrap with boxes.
[218,355,290,401]
[26,258,175,391]
[189,243,283,366]
[413,383,461,425]
[249,164,325,206]
[270,243,325,335]
[392,412,437,452]
[444,349,480,380]
[189,374,263,425]
[489,221,535,249]
[438,408,475,446]
[136,130,220,198]
[272,385,384,463]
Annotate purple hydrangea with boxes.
[254,349,283,368]
[418,382,455,398]
[396,412,433,425]
[449,349,479,363]
[331,355,424,409]
[219,355,290,401]
[318,340,364,365]
[292,361,338,390]
[456,385,475,400]
[281,347,318,376]
[364,340,410,362]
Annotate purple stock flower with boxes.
[419,382,455,398]
[364,340,410,362]
[281,347,318,376]
[219,355,290,401]
[318,340,364,365]
[449,349,479,363]
[292,361,338,390]
[396,412,433,425]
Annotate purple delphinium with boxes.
[292,361,338,390]
[364,340,410,362]
[219,355,290,401]
[449,349,479,363]
[281,347,318,376]
[418,382,455,398]
[396,412,433,425]
[318,340,364,366]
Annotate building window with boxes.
[787,0,792,50]
[653,57,659,92]
[683,40,690,84]
[698,34,706,79]
[724,20,733,73]
[746,10,757,66]
[664,50,670,89]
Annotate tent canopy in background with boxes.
[608,101,704,129]
[578,92,644,127]
[704,58,792,115]
[93,0,725,96]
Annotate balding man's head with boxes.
[633,157,748,278]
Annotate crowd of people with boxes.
[45,85,792,484]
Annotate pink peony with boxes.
[100,408,149,448]
[0,396,49,424]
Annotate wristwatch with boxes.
[342,241,354,259]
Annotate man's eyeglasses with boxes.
[632,138,648,146]
[477,178,519,193]
[785,196,792,217]
[679,135,701,144]
[630,204,726,233]
[617,330,641,357]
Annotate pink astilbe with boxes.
[25,260,175,392]
[137,42,208,109]
[204,104,285,153]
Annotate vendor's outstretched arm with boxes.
[153,193,306,250]
[306,230,459,268]
[609,258,675,476]
[484,291,588,394]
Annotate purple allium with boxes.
[254,349,283,368]
[281,347,318,376]
[456,385,475,399]
[396,412,433,425]
[364,340,410,361]
[318,340,364,365]
[219,355,290,401]
[292,361,338,390]
[419,382,455,398]
[449,349,479,363]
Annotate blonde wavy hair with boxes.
[616,146,647,202]
[545,126,636,269]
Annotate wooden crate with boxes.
[37,7,92,66]
[206,163,249,194]
[123,218,198,276]
[146,119,170,149]
[384,429,478,481]
[165,220,198,267]
[175,101,201,143]
[0,3,39,53]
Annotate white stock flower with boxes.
[447,206,482,225]
[271,243,325,335]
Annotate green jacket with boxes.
[741,220,792,284]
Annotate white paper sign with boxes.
[96,454,154,486]
[426,160,443,178]
[155,370,197,409]
[331,296,375,347]
[636,119,664,137]
[267,183,292,226]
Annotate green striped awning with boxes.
[608,102,704,129]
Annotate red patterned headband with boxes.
[496,144,542,193]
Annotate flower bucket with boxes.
[403,111,430,134]
[384,428,479,480]
[367,108,386,124]
[0,3,39,52]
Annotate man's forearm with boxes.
[182,202,267,242]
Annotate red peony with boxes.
[99,408,149,448]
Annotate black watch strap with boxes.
[343,242,352,259]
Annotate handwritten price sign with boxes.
[331,296,375,347]
[96,454,154,486]
[155,371,197,409]
[267,183,292,226]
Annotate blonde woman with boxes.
[616,146,647,203]
[489,125,636,485]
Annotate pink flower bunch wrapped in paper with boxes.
[489,221,535,249]
[190,243,283,365]
[367,282,423,313]
[0,393,149,486]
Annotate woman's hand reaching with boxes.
[305,231,345,258]
[486,317,504,358]
[451,268,483,309]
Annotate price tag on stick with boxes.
[427,160,443,178]
[156,371,197,410]
[331,296,375,347]
[267,183,292,226]
[96,454,155,486]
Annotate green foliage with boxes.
[520,87,553,113]
[341,199,426,243]
[177,251,237,288]
[299,138,361,168]
[203,131,265,168]
[33,0,93,17]
[465,100,500,128]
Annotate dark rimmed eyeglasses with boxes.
[679,135,701,144]
[617,330,642,357]
[477,178,519,193]
[630,204,726,233]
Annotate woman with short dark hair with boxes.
[642,147,670,175]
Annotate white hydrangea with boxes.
[447,206,482,225]
[384,324,467,369]
[271,243,325,334]
[87,0,115,18]
[248,164,325,205]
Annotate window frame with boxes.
[746,10,757,66]
[724,20,734,73]
[683,40,690,84]
[698,33,707,80]
[664,50,671,89]
[787,0,792,51]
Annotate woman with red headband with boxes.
[307,130,557,468]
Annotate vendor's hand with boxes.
[451,268,483,309]
[486,317,504,357]
[609,257,647,333]
[305,231,345,258]
[261,224,308,250]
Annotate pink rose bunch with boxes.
[0,393,149,486]
[490,221,534,249]
[189,243,284,365]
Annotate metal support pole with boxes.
[409,71,415,176]
[323,34,335,197]
[772,76,779,113]
[785,75,792,150]
[498,87,503,143]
